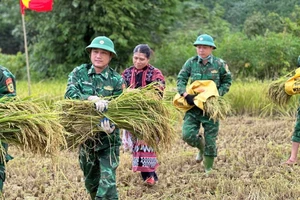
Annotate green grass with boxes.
[224,80,299,117]
[15,79,300,117]
[16,80,66,99]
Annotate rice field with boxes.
[1,80,300,199]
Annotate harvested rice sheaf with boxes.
[57,88,178,152]
[0,97,67,158]
[267,78,291,106]
[203,96,231,122]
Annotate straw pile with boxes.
[57,87,177,152]
[203,96,231,122]
[267,78,291,106]
[0,97,67,159]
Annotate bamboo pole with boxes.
[21,13,31,96]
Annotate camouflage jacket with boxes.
[65,64,124,99]
[177,55,232,96]
[0,66,16,98]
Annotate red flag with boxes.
[20,0,53,15]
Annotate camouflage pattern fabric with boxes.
[79,135,120,200]
[65,64,124,100]
[177,55,231,96]
[65,64,124,199]
[0,66,16,192]
[0,66,16,98]
[182,107,219,157]
[176,55,232,157]
[292,107,300,143]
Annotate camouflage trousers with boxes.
[182,107,219,157]
[79,132,120,200]
[292,107,300,143]
[0,142,13,192]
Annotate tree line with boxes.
[0,0,300,80]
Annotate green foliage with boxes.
[243,11,293,38]
[151,1,230,77]
[217,32,300,79]
[284,5,300,37]
[265,12,285,33]
[22,0,180,79]
[220,0,300,30]
[1,0,300,81]
[243,12,267,37]
[151,32,196,76]
[174,1,230,38]
[0,1,23,54]
[0,53,26,80]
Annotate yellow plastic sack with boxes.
[173,80,219,112]
[285,67,300,95]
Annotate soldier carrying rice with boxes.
[0,65,16,194]
[65,36,125,200]
[176,34,232,174]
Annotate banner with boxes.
[20,0,53,15]
[20,0,53,95]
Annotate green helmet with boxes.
[86,36,117,56]
[193,34,216,49]
[298,55,300,67]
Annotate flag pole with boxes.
[21,13,31,96]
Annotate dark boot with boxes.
[90,192,96,200]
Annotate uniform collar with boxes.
[197,55,213,64]
[88,65,110,79]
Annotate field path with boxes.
[3,116,300,200]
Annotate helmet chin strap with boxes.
[199,54,212,61]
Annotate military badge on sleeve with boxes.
[6,78,15,93]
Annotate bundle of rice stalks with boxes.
[267,78,291,107]
[163,89,177,102]
[57,87,177,152]
[0,97,67,158]
[203,96,231,122]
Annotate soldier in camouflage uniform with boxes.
[285,55,300,165]
[176,34,232,174]
[0,66,16,193]
[65,36,125,200]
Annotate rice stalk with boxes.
[57,87,178,152]
[0,97,67,158]
[267,78,291,107]
[203,96,231,122]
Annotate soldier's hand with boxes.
[88,96,109,112]
[94,100,109,112]
[185,94,197,105]
[100,118,115,134]
[88,95,100,101]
